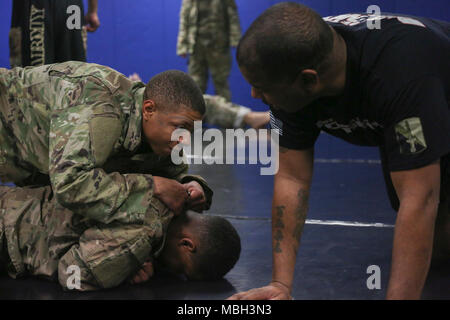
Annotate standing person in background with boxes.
[9,0,100,68]
[177,0,241,102]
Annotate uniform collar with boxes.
[123,86,145,152]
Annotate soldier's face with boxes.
[157,212,196,278]
[240,67,319,113]
[142,100,202,156]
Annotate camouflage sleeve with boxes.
[49,103,156,225]
[9,27,22,68]
[203,94,251,128]
[176,0,191,56]
[145,155,214,211]
[58,224,155,291]
[227,0,242,47]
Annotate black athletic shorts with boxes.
[9,0,86,67]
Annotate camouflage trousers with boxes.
[0,185,81,280]
[0,184,171,290]
[189,42,232,101]
[0,69,33,184]
[203,94,251,128]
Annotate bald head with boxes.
[237,2,334,84]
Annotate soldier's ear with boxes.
[178,238,196,253]
[142,99,156,121]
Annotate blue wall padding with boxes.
[0,0,448,158]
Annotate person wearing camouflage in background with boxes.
[0,60,214,237]
[0,184,241,290]
[177,0,242,102]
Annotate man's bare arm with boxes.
[87,0,98,13]
[271,147,313,292]
[228,147,314,300]
[387,160,441,299]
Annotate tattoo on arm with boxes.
[292,189,309,254]
[273,190,309,255]
[274,205,285,253]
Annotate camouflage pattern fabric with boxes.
[203,94,250,128]
[177,0,242,56]
[0,185,173,291]
[81,26,88,56]
[8,27,22,68]
[394,117,427,155]
[189,43,232,101]
[0,61,213,227]
[177,0,242,101]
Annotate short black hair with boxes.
[144,70,206,115]
[189,215,241,281]
[237,2,334,83]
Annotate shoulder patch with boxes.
[395,117,427,155]
[90,116,122,165]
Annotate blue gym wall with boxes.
[0,0,448,159]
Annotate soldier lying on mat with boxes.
[0,185,241,291]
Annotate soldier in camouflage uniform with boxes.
[177,0,242,101]
[0,184,241,290]
[0,60,215,231]
[0,60,227,288]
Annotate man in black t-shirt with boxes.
[228,2,450,300]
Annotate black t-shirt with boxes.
[271,13,450,172]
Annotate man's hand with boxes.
[128,73,142,82]
[153,176,189,215]
[85,12,100,32]
[183,180,207,212]
[227,282,292,300]
[129,261,154,285]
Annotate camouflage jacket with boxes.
[0,61,213,226]
[176,0,242,55]
[0,185,173,291]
